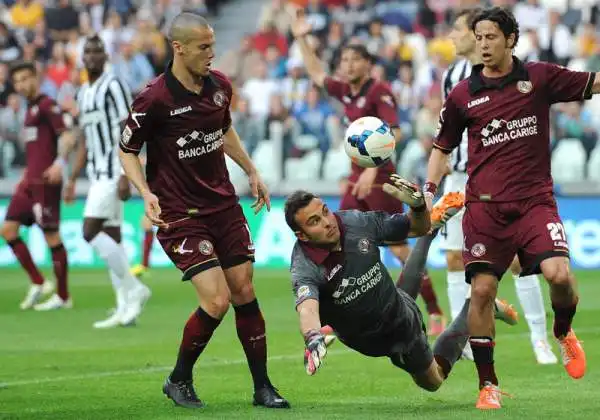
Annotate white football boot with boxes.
[120,284,152,325]
[20,280,54,310]
[533,339,558,364]
[33,293,73,311]
[93,289,129,329]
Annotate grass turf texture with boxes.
[0,268,599,420]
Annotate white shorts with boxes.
[83,180,123,227]
[440,172,468,251]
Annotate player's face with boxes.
[340,49,369,84]
[82,41,107,75]
[12,69,37,100]
[177,26,216,78]
[474,20,514,69]
[449,15,475,56]
[294,198,340,245]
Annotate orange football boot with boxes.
[557,329,586,379]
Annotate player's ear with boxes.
[506,34,515,49]
[295,230,309,242]
[171,40,184,55]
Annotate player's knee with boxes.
[205,293,231,318]
[43,231,61,248]
[413,375,442,392]
[446,251,464,271]
[542,260,571,287]
[82,227,100,243]
[0,223,18,241]
[230,281,256,305]
[470,276,497,304]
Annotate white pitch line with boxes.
[1,326,599,389]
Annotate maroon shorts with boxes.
[462,193,569,281]
[156,204,255,281]
[5,181,61,230]
[340,185,406,245]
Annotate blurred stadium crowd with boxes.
[0,0,599,185]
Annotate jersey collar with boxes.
[469,56,529,95]
[299,214,345,265]
[165,60,221,100]
[349,77,374,99]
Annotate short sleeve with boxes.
[541,62,595,104]
[433,94,466,154]
[120,86,154,155]
[107,78,132,122]
[290,248,322,307]
[365,211,411,245]
[42,100,71,135]
[374,84,399,127]
[323,76,348,101]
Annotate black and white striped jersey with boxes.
[441,58,471,173]
[76,72,132,181]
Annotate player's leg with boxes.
[2,189,52,308]
[510,256,557,364]
[32,184,71,310]
[131,214,154,278]
[517,199,584,378]
[33,229,71,310]
[165,266,231,409]
[218,205,289,408]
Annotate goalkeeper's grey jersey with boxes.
[290,210,411,340]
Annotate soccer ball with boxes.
[344,116,395,168]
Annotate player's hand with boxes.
[117,175,131,201]
[143,191,167,228]
[382,174,425,209]
[43,161,63,184]
[249,172,271,214]
[351,167,377,200]
[303,330,327,376]
[291,9,312,38]
[63,180,76,204]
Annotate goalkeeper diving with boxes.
[285,175,518,390]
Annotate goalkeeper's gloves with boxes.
[303,329,328,376]
[382,174,426,210]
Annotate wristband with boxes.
[303,329,320,344]
[423,181,438,196]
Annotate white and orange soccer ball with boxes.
[343,116,396,168]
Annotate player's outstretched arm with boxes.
[290,10,327,88]
[223,126,271,213]
[297,299,327,376]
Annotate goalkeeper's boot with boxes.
[163,377,204,409]
[494,299,519,326]
[557,329,586,379]
[253,383,290,408]
[431,192,465,231]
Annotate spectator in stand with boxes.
[320,20,346,72]
[333,0,374,38]
[232,96,264,158]
[45,0,79,43]
[555,101,598,164]
[10,0,44,31]
[253,19,288,56]
[362,18,388,57]
[35,60,58,99]
[264,44,287,79]
[242,59,280,119]
[538,8,572,66]
[392,61,419,139]
[46,42,71,88]
[0,92,26,175]
[132,8,170,76]
[293,84,336,156]
[0,21,21,63]
[513,0,547,32]
[216,34,263,85]
[0,63,15,106]
[280,57,310,113]
[265,94,297,174]
[259,0,293,37]
[111,33,155,96]
[305,0,331,38]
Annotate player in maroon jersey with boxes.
[425,7,599,409]
[118,12,289,410]
[290,9,446,334]
[0,61,71,311]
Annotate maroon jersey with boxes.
[324,77,399,184]
[435,58,595,202]
[119,66,236,220]
[23,95,70,180]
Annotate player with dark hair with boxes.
[290,9,447,335]
[426,6,599,409]
[285,179,516,390]
[0,61,72,310]
[118,12,289,409]
[442,7,556,364]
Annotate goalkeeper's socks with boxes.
[234,299,269,389]
[470,336,499,387]
[433,298,470,376]
[170,306,222,382]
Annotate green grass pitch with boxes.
[1,268,599,419]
